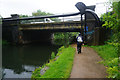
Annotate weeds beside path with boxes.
[70,44,107,78]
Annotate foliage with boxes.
[32,67,42,78]
[32,10,60,22]
[31,46,75,79]
[20,14,29,18]
[20,10,60,24]
[58,46,65,51]
[100,1,120,78]
[101,1,120,56]
[106,58,119,78]
[106,66,119,78]
[32,10,53,16]
[102,12,117,30]
[20,14,32,24]
[51,52,55,59]
[53,32,78,47]
[54,32,78,40]
[91,44,119,78]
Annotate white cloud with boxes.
[0,0,108,18]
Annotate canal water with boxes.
[2,42,60,78]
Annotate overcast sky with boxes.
[0,0,108,18]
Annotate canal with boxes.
[2,42,60,78]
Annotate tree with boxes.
[101,1,120,44]
[101,1,120,78]
[32,10,53,16]
[20,14,29,18]
[32,10,60,22]
[32,10,53,22]
[20,14,31,24]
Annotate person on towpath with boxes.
[76,33,84,54]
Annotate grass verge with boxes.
[91,45,118,60]
[91,44,119,78]
[31,46,76,79]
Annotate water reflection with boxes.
[2,43,59,78]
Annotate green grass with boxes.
[91,45,118,60]
[90,44,119,78]
[31,46,76,79]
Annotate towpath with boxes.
[70,44,107,78]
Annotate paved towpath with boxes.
[70,44,107,78]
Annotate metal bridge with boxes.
[2,2,101,45]
[19,19,96,32]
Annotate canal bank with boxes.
[2,43,60,78]
[31,46,76,78]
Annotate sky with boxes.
[0,0,108,18]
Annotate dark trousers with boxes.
[77,43,82,53]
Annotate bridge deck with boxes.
[19,19,95,31]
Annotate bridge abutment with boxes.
[2,14,21,44]
[92,27,109,45]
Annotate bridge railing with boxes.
[20,15,82,24]
[2,12,81,21]
[2,12,84,28]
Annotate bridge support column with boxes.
[94,27,100,45]
[93,27,107,45]
[11,14,22,44]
